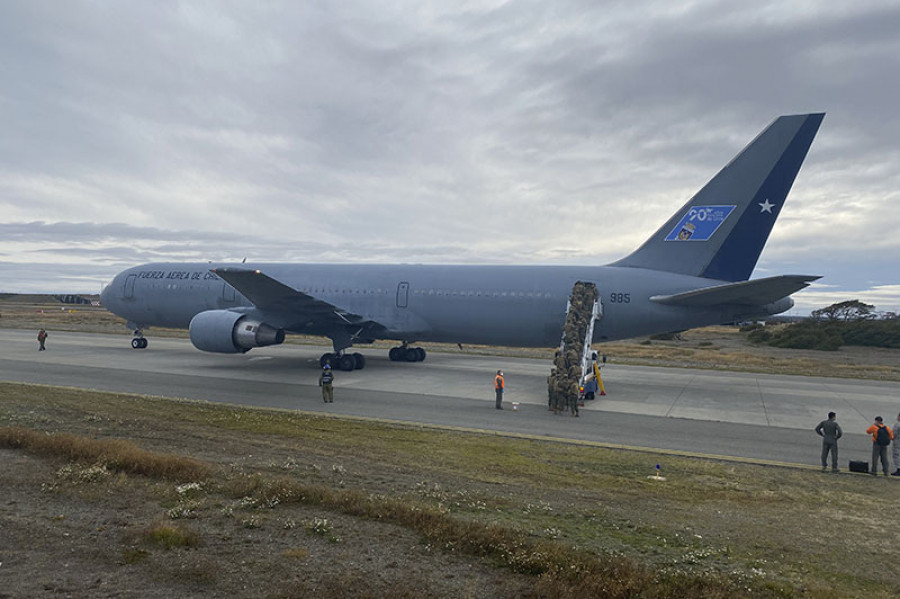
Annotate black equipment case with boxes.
[849,460,869,473]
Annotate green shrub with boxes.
[757,318,900,351]
[836,319,900,348]
[746,328,771,344]
[767,323,842,351]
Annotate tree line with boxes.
[746,300,900,350]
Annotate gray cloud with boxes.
[1,1,898,311]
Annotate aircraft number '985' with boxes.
[609,292,630,303]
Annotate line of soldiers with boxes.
[548,281,599,416]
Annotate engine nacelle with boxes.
[189,310,285,354]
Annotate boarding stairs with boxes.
[548,282,603,411]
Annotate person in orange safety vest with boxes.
[866,416,894,476]
[494,370,504,410]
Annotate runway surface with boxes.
[2,329,898,468]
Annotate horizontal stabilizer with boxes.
[650,275,820,307]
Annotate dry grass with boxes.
[281,547,310,559]
[603,326,900,380]
[222,475,749,598]
[0,421,747,596]
[3,382,900,597]
[139,521,202,549]
[0,426,211,482]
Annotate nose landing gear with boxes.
[131,329,148,349]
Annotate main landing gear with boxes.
[319,343,426,370]
[320,351,366,371]
[131,329,148,349]
[388,345,426,362]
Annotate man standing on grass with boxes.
[814,412,842,473]
[866,416,894,476]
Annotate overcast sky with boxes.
[1,1,899,314]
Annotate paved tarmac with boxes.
[2,329,898,469]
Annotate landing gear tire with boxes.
[321,352,365,371]
[338,354,356,371]
[131,338,147,349]
[391,345,425,362]
[404,347,426,362]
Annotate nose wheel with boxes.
[131,330,148,349]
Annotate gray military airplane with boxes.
[101,113,824,371]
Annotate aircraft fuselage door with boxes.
[396,282,409,308]
[124,274,136,299]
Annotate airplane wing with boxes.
[213,267,368,326]
[649,275,820,307]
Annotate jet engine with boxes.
[189,310,285,354]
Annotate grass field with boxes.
[2,381,899,598]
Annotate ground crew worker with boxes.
[319,364,334,403]
[866,416,894,476]
[37,328,48,351]
[494,369,504,410]
[814,411,842,472]
[547,368,559,411]
[568,380,580,417]
[892,412,900,476]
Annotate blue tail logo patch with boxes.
[665,205,736,242]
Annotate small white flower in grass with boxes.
[175,482,202,495]
[307,517,332,536]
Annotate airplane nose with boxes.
[100,278,115,307]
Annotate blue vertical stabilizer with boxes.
[611,113,824,281]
